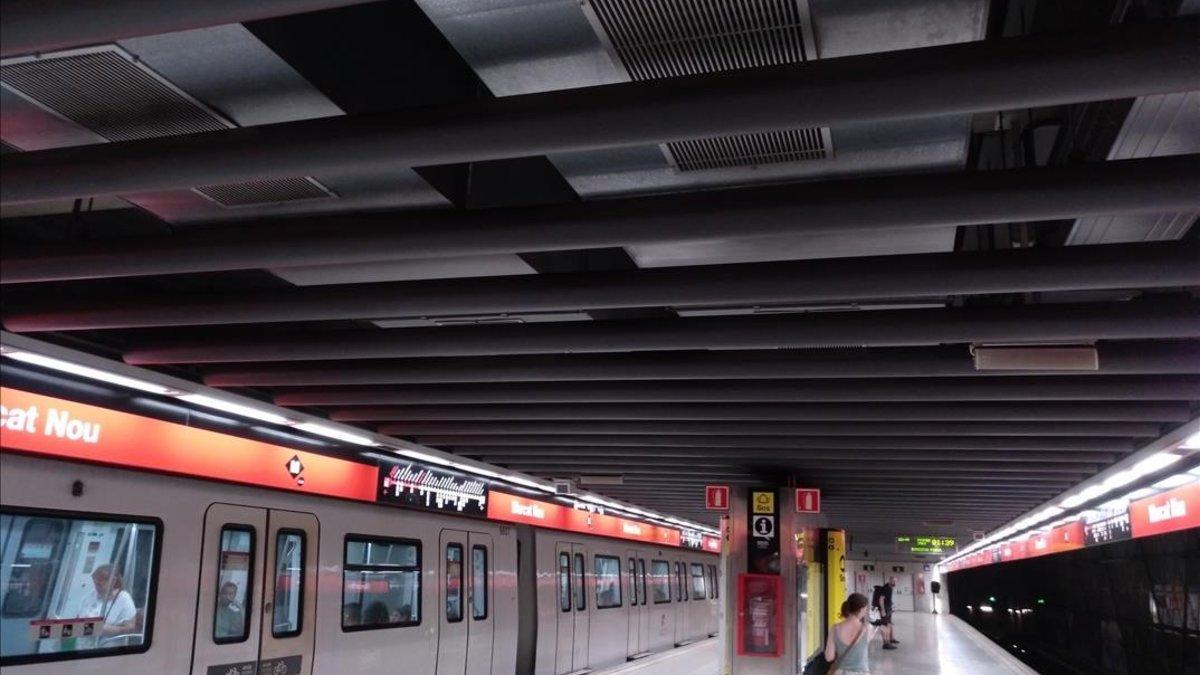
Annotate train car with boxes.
[0,404,719,675]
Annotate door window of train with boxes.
[342,536,421,630]
[271,530,305,638]
[446,544,464,622]
[594,555,622,608]
[690,563,707,600]
[637,559,648,605]
[650,560,671,604]
[213,526,254,643]
[708,564,719,599]
[470,545,488,620]
[0,510,159,665]
[628,558,639,605]
[675,563,687,602]
[572,553,586,611]
[558,553,571,612]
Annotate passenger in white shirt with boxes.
[82,565,138,638]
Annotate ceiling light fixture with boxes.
[177,393,291,425]
[4,350,178,396]
[293,422,377,446]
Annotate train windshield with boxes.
[0,511,158,664]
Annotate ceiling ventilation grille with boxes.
[667,127,831,171]
[195,177,337,208]
[0,47,233,142]
[1,46,338,207]
[585,0,829,171]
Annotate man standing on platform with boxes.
[872,577,900,650]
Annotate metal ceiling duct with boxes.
[406,434,1127,452]
[200,342,1200,387]
[2,18,1197,205]
[4,155,1199,284]
[377,421,1162,438]
[0,0,381,58]
[469,450,1116,464]
[8,241,1196,329]
[270,375,1200,405]
[334,401,1192,422]
[122,300,1200,363]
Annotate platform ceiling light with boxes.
[177,393,291,426]
[1152,473,1195,490]
[3,350,178,396]
[293,422,377,446]
[1101,469,1140,490]
[395,448,452,466]
[1121,487,1157,501]
[1183,432,1200,449]
[1132,452,1183,475]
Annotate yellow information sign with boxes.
[825,529,847,632]
[752,491,775,514]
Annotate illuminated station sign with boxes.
[944,481,1200,573]
[1,386,718,552]
[896,536,957,554]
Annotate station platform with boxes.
[595,613,1036,675]
[866,613,1036,675]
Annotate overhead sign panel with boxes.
[896,536,957,555]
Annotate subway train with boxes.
[0,449,720,675]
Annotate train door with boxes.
[673,560,688,645]
[554,544,574,674]
[625,551,643,658]
[437,530,495,675]
[570,544,590,670]
[191,504,318,675]
[637,557,650,649]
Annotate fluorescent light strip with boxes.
[177,393,291,425]
[1152,473,1195,490]
[1132,452,1182,475]
[293,422,377,446]
[5,351,177,395]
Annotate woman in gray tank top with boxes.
[824,592,874,674]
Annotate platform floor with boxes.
[866,612,1037,675]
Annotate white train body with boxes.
[0,451,718,675]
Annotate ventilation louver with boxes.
[195,177,337,208]
[585,0,830,171]
[1,46,336,206]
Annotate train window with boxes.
[213,526,254,643]
[573,553,586,611]
[650,560,671,603]
[272,530,305,638]
[690,563,706,600]
[446,544,464,622]
[708,564,719,599]
[0,509,159,666]
[628,558,639,605]
[558,553,571,612]
[471,546,488,620]
[594,555,622,608]
[638,559,647,605]
[342,536,421,631]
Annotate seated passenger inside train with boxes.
[0,513,155,659]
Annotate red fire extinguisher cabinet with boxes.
[736,573,784,657]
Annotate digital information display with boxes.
[896,536,957,554]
